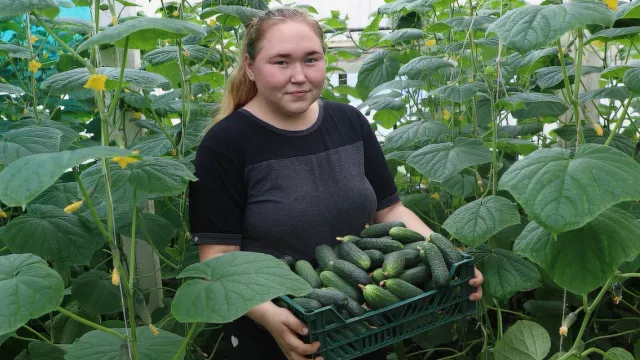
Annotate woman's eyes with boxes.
[274,58,318,65]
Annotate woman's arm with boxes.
[198,244,240,262]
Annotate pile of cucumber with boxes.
[280,221,465,320]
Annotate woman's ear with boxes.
[245,53,255,81]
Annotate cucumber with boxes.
[344,296,366,317]
[315,244,338,271]
[389,227,425,244]
[356,238,404,254]
[382,251,405,278]
[292,297,323,311]
[279,255,295,270]
[371,268,386,283]
[364,250,385,269]
[419,242,451,289]
[398,264,430,286]
[381,278,424,300]
[387,249,420,268]
[428,233,464,267]
[319,271,363,302]
[404,241,427,251]
[330,259,373,286]
[360,221,406,238]
[303,288,348,309]
[337,242,371,270]
[359,284,401,310]
[295,260,322,288]
[336,235,360,243]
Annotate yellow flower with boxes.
[112,16,118,25]
[430,192,440,201]
[425,39,436,47]
[30,35,38,44]
[171,148,177,156]
[559,325,568,336]
[111,268,120,286]
[133,112,141,119]
[0,209,7,218]
[443,109,451,121]
[164,40,170,46]
[605,0,617,10]
[23,108,29,116]
[149,324,159,336]
[183,48,189,57]
[84,74,108,91]
[112,150,140,169]
[172,10,179,17]
[208,18,216,26]
[64,200,84,214]
[592,40,605,48]
[593,123,604,136]
[59,50,63,55]
[613,295,621,305]
[28,59,41,73]
[189,95,195,101]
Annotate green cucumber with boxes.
[371,268,386,283]
[279,255,295,270]
[360,221,406,238]
[387,249,420,268]
[336,235,361,243]
[344,296,366,317]
[381,278,424,300]
[364,250,384,269]
[337,242,371,270]
[292,297,323,311]
[319,271,363,302]
[398,264,430,286]
[315,244,338,271]
[389,227,425,244]
[428,233,464,267]
[382,251,405,278]
[330,259,373,286]
[419,242,450,289]
[295,260,321,288]
[404,241,427,251]
[356,238,404,254]
[359,284,401,310]
[303,288,349,309]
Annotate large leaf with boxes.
[77,18,206,53]
[515,207,640,295]
[370,79,425,96]
[0,44,31,59]
[470,245,541,301]
[578,86,631,103]
[131,134,173,157]
[48,300,100,344]
[498,122,544,137]
[127,157,197,196]
[405,138,493,182]
[494,320,551,360]
[398,56,454,80]
[622,66,640,92]
[429,82,487,102]
[200,5,264,25]
[0,0,59,18]
[64,327,185,360]
[499,144,640,234]
[358,94,406,113]
[356,50,401,93]
[16,342,66,360]
[143,45,219,66]
[552,124,635,156]
[486,2,614,54]
[8,119,80,151]
[535,65,601,89]
[616,0,640,19]
[380,28,426,44]
[444,16,495,31]
[0,83,25,95]
[494,138,539,156]
[605,348,635,360]
[0,127,62,164]
[442,195,521,247]
[0,254,64,334]
[41,67,172,95]
[501,93,569,119]
[3,205,103,265]
[120,212,176,250]
[31,182,79,210]
[71,270,123,315]
[172,251,312,323]
[385,120,449,151]
[0,146,136,207]
[586,26,640,45]
[439,173,482,198]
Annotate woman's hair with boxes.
[212,7,326,123]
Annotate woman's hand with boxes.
[249,302,322,360]
[468,266,484,301]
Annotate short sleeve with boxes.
[359,111,401,210]
[188,144,246,246]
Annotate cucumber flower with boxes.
[84,74,108,91]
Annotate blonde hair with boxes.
[212,7,326,124]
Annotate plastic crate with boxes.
[279,252,476,360]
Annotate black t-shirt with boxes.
[188,99,400,264]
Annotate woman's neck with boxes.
[243,95,319,132]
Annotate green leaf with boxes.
[356,50,401,94]
[586,26,640,45]
[32,182,79,209]
[373,108,405,129]
[8,119,80,151]
[443,16,495,31]
[0,146,136,207]
[501,92,569,119]
[469,245,541,301]
[48,300,100,344]
[616,0,640,19]
[494,320,551,360]
[19,342,66,360]
[514,207,640,295]
[486,2,614,53]
[121,212,176,249]
[499,144,640,233]
[0,44,31,59]
[370,79,425,96]
[429,82,486,102]
[0,0,59,18]
[622,66,640,92]
[358,94,406,113]
[3,205,103,265]
[498,122,544,137]
[0,127,62,164]
[0,254,64,334]
[535,65,601,89]
[398,56,454,80]
[41,67,172,95]
[605,348,635,360]
[65,327,185,360]
[172,251,311,323]
[71,270,122,315]
[385,120,449,151]
[552,124,635,156]
[514,47,559,74]
[201,5,264,25]
[405,138,493,182]
[442,195,521,247]
[494,138,539,155]
[379,28,426,44]
[127,157,197,196]
[77,18,206,53]
[602,63,637,79]
[131,134,173,157]
[143,45,219,66]
[439,173,482,198]
[0,83,25,95]
[578,86,631,103]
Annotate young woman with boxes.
[188,7,484,360]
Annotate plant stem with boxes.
[73,169,111,243]
[619,272,640,279]
[494,299,503,340]
[207,333,224,360]
[438,339,482,360]
[57,306,125,339]
[129,189,137,290]
[25,13,40,125]
[584,328,640,345]
[581,348,616,360]
[106,36,130,124]
[138,216,180,269]
[23,325,51,343]
[126,289,139,360]
[605,96,633,146]
[172,324,200,360]
[33,14,94,72]
[485,305,532,319]
[572,30,585,144]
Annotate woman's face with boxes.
[246,21,326,117]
